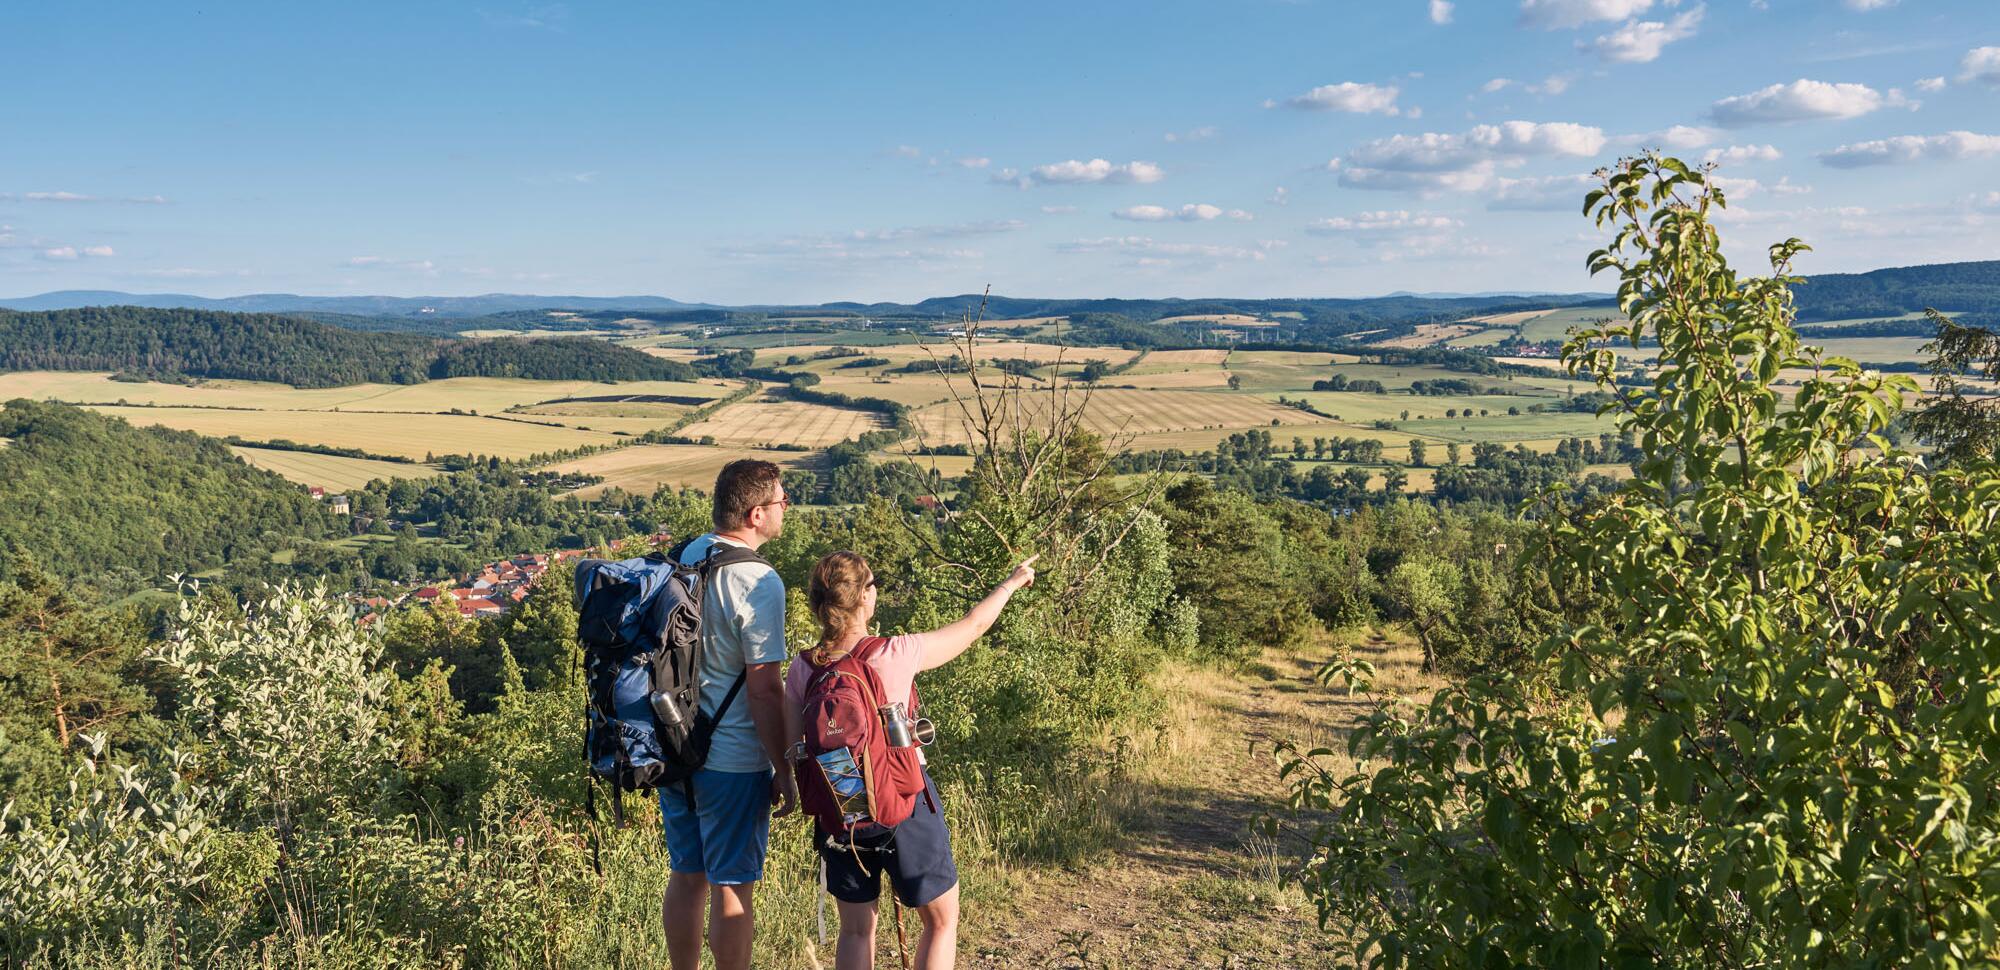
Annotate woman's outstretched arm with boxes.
[919,556,1037,671]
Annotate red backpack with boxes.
[795,637,927,838]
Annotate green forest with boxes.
[4,158,2000,968]
[0,307,698,387]
[0,401,340,593]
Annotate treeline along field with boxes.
[0,307,698,387]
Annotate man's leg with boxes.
[913,884,959,970]
[663,871,708,970]
[833,898,879,970]
[708,882,757,970]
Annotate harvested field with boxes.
[88,406,622,460]
[678,395,890,447]
[1446,328,1512,348]
[549,445,807,498]
[230,447,442,491]
[1109,370,1233,390]
[912,388,1321,443]
[1465,309,1555,327]
[1372,323,1486,349]
[814,374,958,407]
[1136,349,1230,367]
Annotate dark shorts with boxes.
[817,771,958,907]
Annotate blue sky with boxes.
[3,0,1995,303]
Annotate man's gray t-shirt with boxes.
[677,533,787,773]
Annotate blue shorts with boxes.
[818,771,958,907]
[659,768,773,885]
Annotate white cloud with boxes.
[1704,144,1783,165]
[1028,158,1165,185]
[1843,0,1896,9]
[1915,76,1947,93]
[1519,0,1655,29]
[1819,131,2000,167]
[1483,77,1515,93]
[38,246,78,260]
[956,157,991,169]
[1529,75,1574,95]
[1268,186,1290,206]
[1112,204,1251,222]
[1962,47,2000,85]
[1279,81,1403,115]
[1488,173,1598,210]
[1709,79,1884,126]
[1040,204,1078,214]
[1164,126,1218,143]
[892,145,922,158]
[1625,124,1718,149]
[1332,120,1605,194]
[1307,210,1463,234]
[1336,161,1501,193]
[3,190,168,204]
[1585,6,1703,63]
[1430,0,1455,24]
[847,220,1025,241]
[81,245,115,257]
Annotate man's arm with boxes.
[738,569,796,815]
[744,660,795,816]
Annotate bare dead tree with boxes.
[889,287,1174,610]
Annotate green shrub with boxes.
[1285,156,2000,966]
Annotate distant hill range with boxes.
[4,259,1995,324]
[0,291,707,316]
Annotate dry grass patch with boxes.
[679,394,890,447]
[230,447,442,491]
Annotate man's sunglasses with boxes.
[757,497,792,510]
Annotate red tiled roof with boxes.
[413,587,444,600]
[457,598,502,615]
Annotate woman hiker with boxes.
[784,551,1038,970]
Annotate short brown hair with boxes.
[807,551,872,663]
[712,459,784,530]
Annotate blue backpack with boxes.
[573,539,768,813]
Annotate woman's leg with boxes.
[834,898,879,970]
[913,883,959,970]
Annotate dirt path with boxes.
[970,636,1420,969]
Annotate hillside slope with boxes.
[0,400,337,590]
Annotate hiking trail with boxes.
[969,633,1429,969]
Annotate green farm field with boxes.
[229,446,442,491]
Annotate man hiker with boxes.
[662,458,799,970]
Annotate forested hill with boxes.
[0,400,337,592]
[1791,260,2000,321]
[0,307,698,388]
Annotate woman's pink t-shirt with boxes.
[784,633,930,713]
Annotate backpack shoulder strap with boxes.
[853,635,893,663]
[701,542,770,573]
